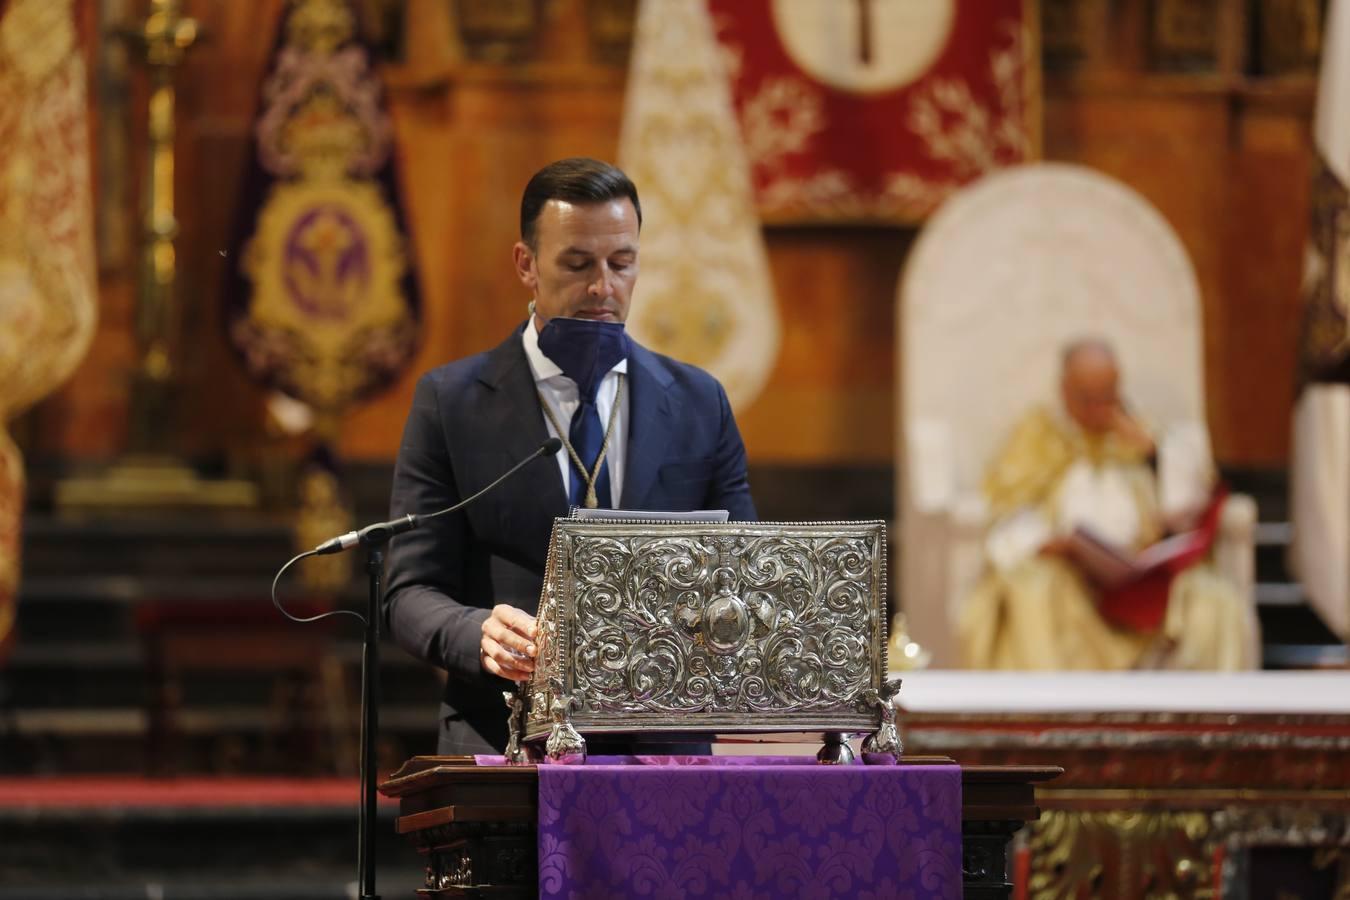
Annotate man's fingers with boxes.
[486,605,538,655]
[479,606,539,681]
[482,654,532,682]
[480,636,534,681]
[484,617,536,657]
[493,604,538,639]
[483,635,534,668]
[485,658,532,681]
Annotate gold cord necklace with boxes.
[538,373,625,508]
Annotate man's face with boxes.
[1061,352,1120,434]
[513,198,640,329]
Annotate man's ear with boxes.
[512,241,537,293]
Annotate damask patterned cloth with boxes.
[523,756,961,900]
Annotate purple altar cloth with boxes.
[501,756,961,900]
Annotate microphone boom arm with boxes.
[312,436,563,555]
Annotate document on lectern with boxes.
[571,508,730,523]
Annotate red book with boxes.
[1067,486,1228,632]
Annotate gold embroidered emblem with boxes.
[235,0,416,417]
[242,176,410,411]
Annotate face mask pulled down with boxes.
[537,316,631,401]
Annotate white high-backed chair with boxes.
[896,163,1256,668]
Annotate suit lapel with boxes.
[622,342,677,509]
[476,328,570,535]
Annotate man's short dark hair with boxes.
[520,158,642,250]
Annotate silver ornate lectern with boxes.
[505,518,903,764]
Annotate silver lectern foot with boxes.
[817,731,855,765]
[545,722,587,764]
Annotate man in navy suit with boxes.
[383,158,757,754]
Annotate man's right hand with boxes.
[1109,405,1155,457]
[480,604,537,682]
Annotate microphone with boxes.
[312,436,564,555]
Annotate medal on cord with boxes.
[538,374,625,509]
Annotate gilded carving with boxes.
[95,0,135,271]
[1027,809,1213,899]
[1041,0,1094,63]
[292,464,353,592]
[1150,0,1220,68]
[0,435,21,655]
[452,0,542,63]
[1257,0,1323,76]
[583,0,637,65]
[426,848,475,890]
[903,711,1350,791]
[1214,807,1350,899]
[903,711,1350,897]
[287,0,355,55]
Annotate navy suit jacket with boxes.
[383,326,756,753]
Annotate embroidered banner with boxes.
[707,0,1037,223]
[1291,0,1350,641]
[226,0,420,425]
[0,0,98,659]
[619,0,780,409]
[1296,159,1350,384]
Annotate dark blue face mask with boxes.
[536,316,631,401]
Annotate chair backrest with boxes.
[898,163,1208,504]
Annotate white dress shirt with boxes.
[521,315,629,507]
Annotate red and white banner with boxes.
[708,0,1037,223]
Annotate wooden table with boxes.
[380,755,1061,899]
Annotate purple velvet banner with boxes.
[528,757,961,900]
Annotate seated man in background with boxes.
[959,338,1259,670]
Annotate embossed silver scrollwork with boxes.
[568,531,876,716]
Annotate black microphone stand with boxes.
[357,542,383,900]
[280,437,561,900]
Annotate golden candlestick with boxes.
[128,0,197,450]
[57,0,256,511]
